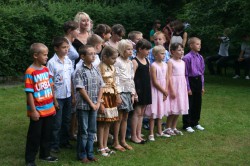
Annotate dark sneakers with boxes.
[40,156,58,162]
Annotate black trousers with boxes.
[206,55,232,75]
[25,115,53,163]
[183,76,202,129]
[234,57,250,76]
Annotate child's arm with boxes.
[167,61,175,98]
[26,93,40,121]
[151,65,168,97]
[78,88,98,111]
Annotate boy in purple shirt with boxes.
[182,37,205,133]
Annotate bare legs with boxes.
[97,122,111,155]
[131,105,146,143]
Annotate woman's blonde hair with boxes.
[74,12,91,31]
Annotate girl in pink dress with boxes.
[164,43,189,136]
[145,45,170,141]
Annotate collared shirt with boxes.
[47,53,73,99]
[147,48,170,64]
[74,63,104,110]
[114,56,135,94]
[182,51,205,91]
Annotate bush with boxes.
[0,0,165,76]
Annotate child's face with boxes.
[103,33,111,41]
[123,44,133,58]
[103,53,118,65]
[155,50,165,61]
[55,42,69,57]
[171,46,184,59]
[95,42,103,54]
[139,48,150,57]
[190,40,201,52]
[82,47,96,64]
[154,34,166,46]
[80,15,90,30]
[133,34,143,44]
[35,47,49,65]
[112,33,123,42]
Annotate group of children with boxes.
[24,12,206,166]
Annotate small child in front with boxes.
[182,37,205,132]
[74,45,104,163]
[24,43,58,166]
[145,45,170,141]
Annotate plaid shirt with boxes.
[74,63,104,110]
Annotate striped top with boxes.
[24,65,56,117]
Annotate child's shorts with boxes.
[118,92,133,112]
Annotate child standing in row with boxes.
[97,46,121,156]
[105,24,126,50]
[145,45,169,141]
[164,43,188,136]
[74,45,104,163]
[24,43,58,166]
[47,37,74,152]
[182,37,205,132]
[113,40,135,151]
[131,39,152,144]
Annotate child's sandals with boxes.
[104,147,116,154]
[97,148,110,157]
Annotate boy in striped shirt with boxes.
[24,43,58,166]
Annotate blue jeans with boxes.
[77,109,97,160]
[50,97,72,149]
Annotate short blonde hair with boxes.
[152,45,165,57]
[86,34,104,47]
[118,39,133,57]
[30,43,48,55]
[153,31,166,40]
[188,37,201,46]
[74,12,91,31]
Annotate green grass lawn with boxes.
[0,74,249,166]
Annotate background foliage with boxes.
[0,0,249,76]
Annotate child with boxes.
[74,45,104,163]
[24,43,58,166]
[182,37,205,132]
[47,37,74,152]
[105,24,126,50]
[75,34,104,70]
[148,31,170,64]
[144,45,170,141]
[131,39,152,144]
[97,46,121,156]
[128,31,143,59]
[63,20,79,69]
[164,43,189,136]
[149,19,161,47]
[94,24,112,42]
[113,40,135,151]
[206,28,231,75]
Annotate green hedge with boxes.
[0,0,165,76]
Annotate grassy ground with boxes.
[0,73,249,166]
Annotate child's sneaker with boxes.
[195,124,205,131]
[156,132,171,138]
[173,129,183,135]
[163,128,176,136]
[232,75,240,79]
[40,156,58,162]
[185,127,195,133]
[148,135,155,141]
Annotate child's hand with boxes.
[163,95,167,101]
[98,104,105,114]
[90,102,98,111]
[54,100,60,110]
[188,90,192,96]
[131,95,135,104]
[30,110,40,121]
[116,94,122,106]
[202,89,205,95]
[170,92,176,99]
